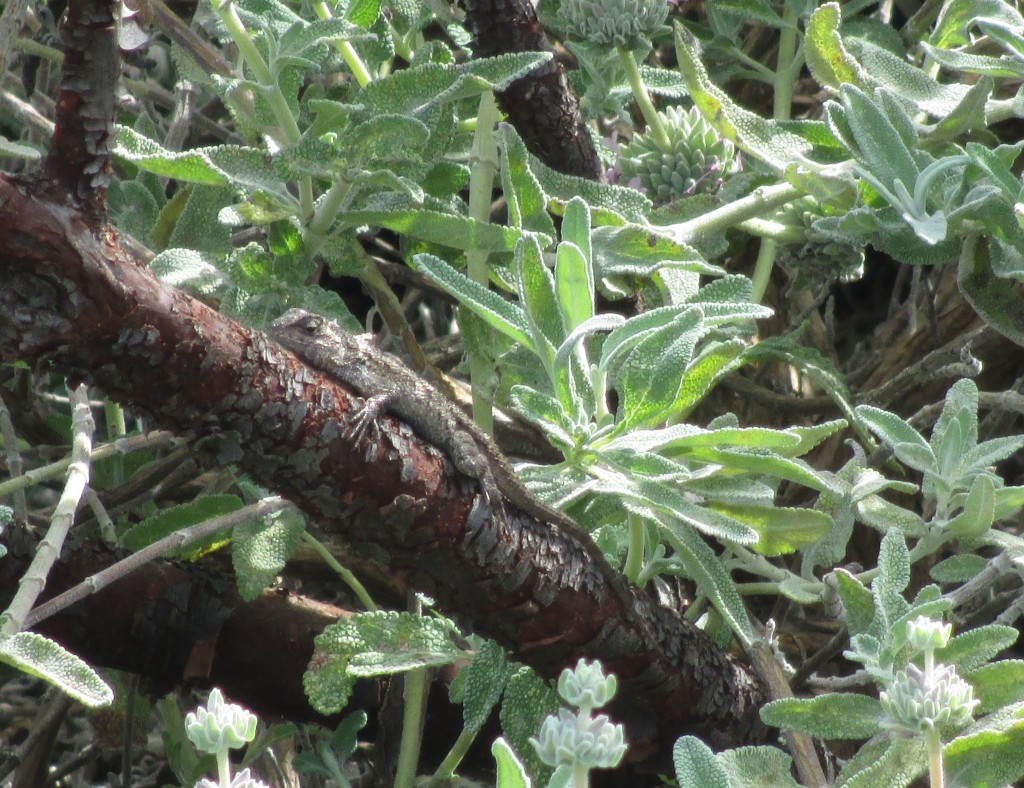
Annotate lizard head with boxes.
[271,308,326,338]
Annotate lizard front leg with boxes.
[344,392,395,443]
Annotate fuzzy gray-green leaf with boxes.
[412,253,534,349]
[0,633,113,708]
[672,736,730,788]
[761,694,884,738]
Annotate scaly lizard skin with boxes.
[270,308,633,607]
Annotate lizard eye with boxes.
[298,315,323,334]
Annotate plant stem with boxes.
[927,724,944,788]
[1,386,93,636]
[427,727,478,786]
[617,46,670,149]
[394,668,428,788]
[301,532,378,611]
[465,91,502,434]
[213,0,314,219]
[665,181,803,246]
[622,511,646,585]
[310,0,374,87]
[748,1,801,304]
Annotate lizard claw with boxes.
[343,393,390,444]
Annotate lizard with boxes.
[269,308,635,609]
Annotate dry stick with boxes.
[0,431,178,500]
[0,691,74,784]
[24,497,294,628]
[2,386,94,637]
[746,636,828,787]
[0,390,28,523]
[858,327,986,409]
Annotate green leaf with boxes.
[874,530,911,628]
[509,385,579,452]
[856,405,931,453]
[922,43,1024,79]
[0,135,41,160]
[622,424,801,453]
[760,694,884,739]
[969,661,1024,714]
[855,495,929,537]
[342,207,523,252]
[121,495,243,552]
[531,155,652,224]
[232,508,306,601]
[840,85,919,195]
[944,702,1024,788]
[935,408,967,481]
[933,378,979,456]
[619,472,760,544]
[618,308,704,430]
[305,611,464,715]
[959,236,1024,346]
[966,142,1024,203]
[711,0,785,27]
[149,248,229,297]
[171,185,234,255]
[345,114,430,164]
[345,0,380,26]
[412,253,534,348]
[355,53,552,117]
[834,568,875,635]
[977,17,1024,61]
[554,240,596,341]
[671,339,747,418]
[938,625,1018,672]
[0,632,113,707]
[498,124,557,239]
[591,224,722,282]
[806,3,866,89]
[893,442,937,474]
[553,314,625,394]
[277,17,374,60]
[657,520,753,641]
[461,640,513,735]
[600,305,699,376]
[835,736,926,788]
[673,23,814,171]
[718,745,802,787]
[516,235,563,359]
[994,485,1024,520]
[672,736,730,788]
[930,554,988,584]
[946,473,996,539]
[930,0,1024,48]
[680,446,842,494]
[923,77,994,144]
[852,40,974,118]
[492,738,531,788]
[114,126,230,185]
[499,667,559,784]
[714,504,833,557]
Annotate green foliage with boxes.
[232,508,306,601]
[0,632,113,707]
[293,712,369,785]
[857,379,1024,531]
[304,610,465,714]
[120,494,243,553]
[11,0,1024,781]
[673,736,800,788]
